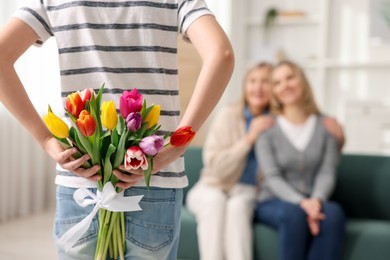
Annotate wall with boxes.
[326,0,390,154]
[230,0,390,155]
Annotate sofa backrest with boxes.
[183,147,390,220]
[331,154,390,220]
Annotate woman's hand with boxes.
[246,116,273,145]
[43,137,101,181]
[300,198,325,236]
[113,144,188,189]
[323,117,345,150]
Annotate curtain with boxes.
[0,1,60,221]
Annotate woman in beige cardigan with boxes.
[186,63,345,260]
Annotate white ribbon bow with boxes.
[58,182,143,252]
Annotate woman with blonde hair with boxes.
[254,60,346,260]
[187,61,345,260]
[187,62,274,260]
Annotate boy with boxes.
[0,0,234,259]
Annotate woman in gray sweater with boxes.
[254,61,345,260]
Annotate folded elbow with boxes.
[221,47,235,71]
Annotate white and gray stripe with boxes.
[14,0,213,188]
[47,1,178,11]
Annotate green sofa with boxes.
[178,146,390,260]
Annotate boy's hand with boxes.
[43,137,101,181]
[113,144,188,189]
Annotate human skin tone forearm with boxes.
[179,15,234,132]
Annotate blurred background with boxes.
[1,0,390,258]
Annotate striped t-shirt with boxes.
[13,0,213,188]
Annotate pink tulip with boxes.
[119,89,143,118]
[80,88,93,103]
[124,146,148,171]
[139,135,164,156]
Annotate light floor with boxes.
[0,209,57,259]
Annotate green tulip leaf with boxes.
[135,122,148,139]
[141,105,153,120]
[117,116,126,136]
[69,127,87,154]
[113,130,129,168]
[144,158,153,190]
[112,127,119,147]
[144,124,160,137]
[100,133,112,158]
[103,144,116,183]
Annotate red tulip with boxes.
[170,126,195,147]
[76,110,96,136]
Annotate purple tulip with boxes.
[126,112,142,132]
[139,135,164,156]
[119,88,143,118]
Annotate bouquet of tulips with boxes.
[44,84,194,259]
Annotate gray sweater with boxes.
[255,116,339,204]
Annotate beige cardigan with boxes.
[199,103,253,191]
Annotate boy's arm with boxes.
[178,15,234,131]
[114,15,234,188]
[0,18,100,181]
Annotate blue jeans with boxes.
[54,185,183,260]
[255,199,345,260]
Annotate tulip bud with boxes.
[145,105,160,129]
[102,101,118,130]
[170,126,195,147]
[43,108,69,139]
[76,110,96,137]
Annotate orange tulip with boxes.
[65,89,93,118]
[76,110,96,136]
[66,91,84,118]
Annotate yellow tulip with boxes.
[102,101,118,130]
[145,105,160,129]
[44,111,69,139]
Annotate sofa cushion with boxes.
[343,219,390,260]
[253,224,278,260]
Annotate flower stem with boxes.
[121,212,125,249]
[113,220,118,259]
[102,212,118,258]
[117,218,125,260]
